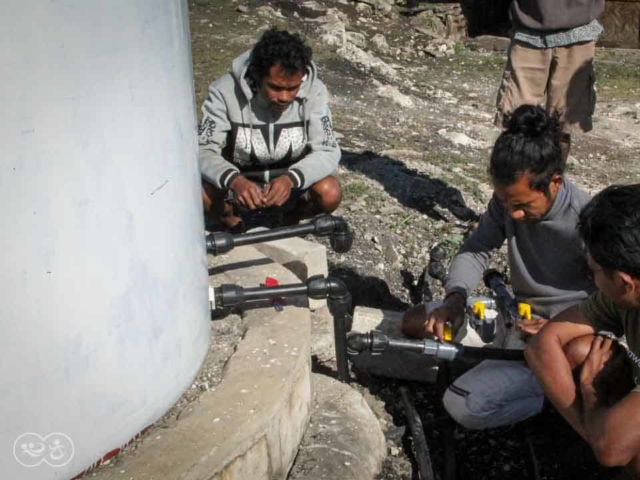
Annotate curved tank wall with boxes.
[0,1,210,478]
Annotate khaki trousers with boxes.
[495,40,597,133]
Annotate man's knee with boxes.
[401,304,428,339]
[309,176,342,212]
[443,388,489,430]
[564,334,595,370]
[201,179,229,217]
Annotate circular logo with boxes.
[13,432,74,468]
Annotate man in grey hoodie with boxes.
[496,0,604,159]
[402,105,595,430]
[199,28,341,231]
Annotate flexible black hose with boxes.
[400,386,435,480]
[459,345,525,361]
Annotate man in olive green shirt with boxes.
[526,184,640,474]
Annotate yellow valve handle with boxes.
[443,322,453,342]
[472,301,486,320]
[518,303,532,320]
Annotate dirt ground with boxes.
[89,1,640,478]
[189,1,640,480]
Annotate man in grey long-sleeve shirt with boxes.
[199,28,341,231]
[402,105,595,430]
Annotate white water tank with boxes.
[0,1,210,478]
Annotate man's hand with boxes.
[517,318,549,336]
[264,175,294,207]
[229,175,267,210]
[426,292,466,340]
[580,335,614,408]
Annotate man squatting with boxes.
[198,28,341,232]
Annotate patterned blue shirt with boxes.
[514,19,603,48]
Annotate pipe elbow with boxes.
[333,216,349,233]
[326,277,349,297]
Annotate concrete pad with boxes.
[310,305,337,364]
[252,236,328,311]
[91,246,311,480]
[288,373,387,480]
[350,306,438,383]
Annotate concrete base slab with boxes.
[350,307,438,383]
[253,236,328,311]
[288,373,387,480]
[91,246,311,480]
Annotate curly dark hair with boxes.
[490,105,564,194]
[247,28,312,84]
[579,183,640,279]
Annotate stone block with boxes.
[288,373,386,480]
[350,306,438,383]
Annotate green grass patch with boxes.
[343,181,387,204]
[343,181,370,198]
[446,51,505,76]
[420,151,488,203]
[595,61,640,101]
[385,136,420,151]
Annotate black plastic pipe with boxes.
[399,386,435,480]
[212,275,352,383]
[205,214,353,255]
[346,330,525,362]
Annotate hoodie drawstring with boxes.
[301,99,308,145]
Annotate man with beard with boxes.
[402,104,595,430]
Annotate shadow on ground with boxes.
[341,150,480,223]
[328,264,410,313]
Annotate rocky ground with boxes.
[90,1,640,478]
[189,1,640,479]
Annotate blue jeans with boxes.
[442,359,545,430]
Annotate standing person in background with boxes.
[495,0,604,161]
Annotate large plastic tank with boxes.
[0,1,209,478]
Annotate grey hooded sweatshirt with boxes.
[198,50,340,191]
[510,0,604,32]
[445,179,595,319]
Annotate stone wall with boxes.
[460,0,511,37]
[600,0,640,49]
[412,0,640,48]
[408,3,469,41]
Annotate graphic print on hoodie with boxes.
[198,50,340,191]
